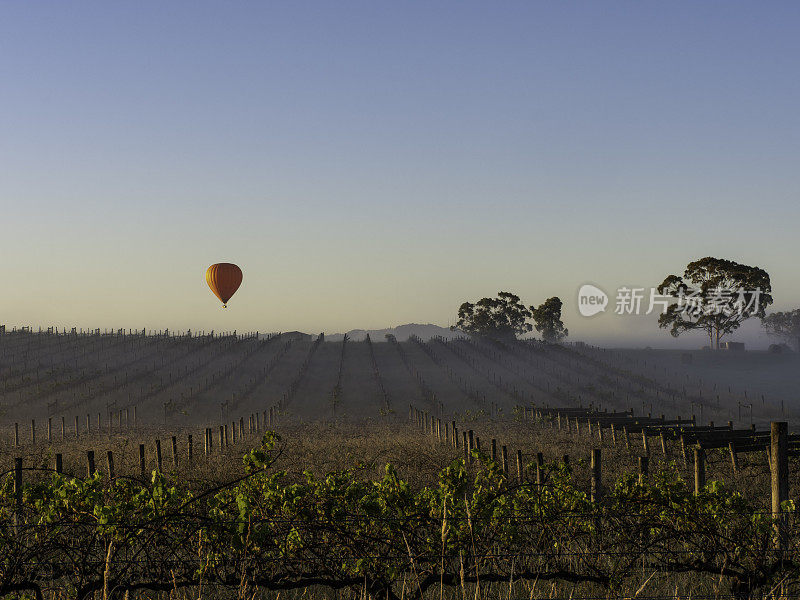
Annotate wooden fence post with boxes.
[771,421,789,551]
[13,458,22,534]
[86,450,95,477]
[188,435,193,461]
[139,444,146,478]
[536,452,544,485]
[172,436,178,468]
[516,449,523,482]
[107,451,115,480]
[639,456,648,484]
[681,434,687,467]
[591,448,602,501]
[694,447,705,495]
[55,453,63,473]
[155,439,162,472]
[729,442,739,474]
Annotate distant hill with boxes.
[326,323,463,342]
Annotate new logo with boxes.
[578,284,608,317]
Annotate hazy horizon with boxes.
[0,312,787,352]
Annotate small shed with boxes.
[721,341,745,351]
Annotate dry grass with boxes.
[1,416,781,509]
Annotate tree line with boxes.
[452,256,800,350]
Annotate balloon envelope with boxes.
[206,263,242,306]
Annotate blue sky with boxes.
[1,2,798,347]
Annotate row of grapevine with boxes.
[408,335,485,408]
[279,333,323,409]
[364,334,391,411]
[330,334,348,412]
[385,334,438,411]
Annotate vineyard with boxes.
[1,328,799,599]
[1,328,794,432]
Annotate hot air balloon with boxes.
[206,263,242,308]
